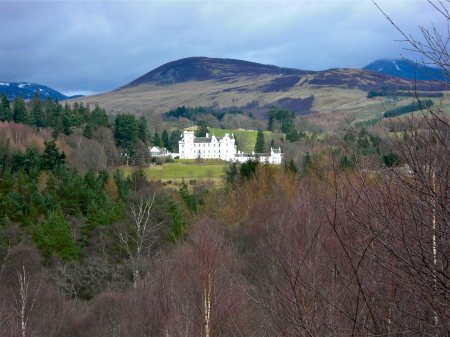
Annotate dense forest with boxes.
[0,90,448,336]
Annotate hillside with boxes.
[66,57,445,116]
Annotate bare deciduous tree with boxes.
[116,195,162,288]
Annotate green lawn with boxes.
[121,159,228,182]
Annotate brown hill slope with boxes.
[66,57,444,116]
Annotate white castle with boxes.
[177,131,283,164]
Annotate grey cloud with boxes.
[0,0,444,95]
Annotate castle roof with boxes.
[194,137,213,143]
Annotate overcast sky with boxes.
[0,0,445,96]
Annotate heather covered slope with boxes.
[66,57,445,116]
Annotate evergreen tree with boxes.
[50,102,68,136]
[44,97,55,127]
[0,93,12,121]
[40,140,66,171]
[71,102,82,126]
[62,114,73,135]
[179,178,197,214]
[114,114,138,150]
[254,130,265,153]
[32,207,79,261]
[12,94,28,124]
[286,130,302,142]
[169,129,182,153]
[303,151,313,175]
[90,104,109,129]
[29,92,45,127]
[287,158,298,174]
[161,129,169,149]
[137,116,149,143]
[165,195,188,243]
[83,124,93,139]
[153,131,161,147]
[195,120,209,137]
[267,106,277,131]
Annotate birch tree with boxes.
[116,195,161,288]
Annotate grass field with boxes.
[350,96,450,124]
[208,128,283,152]
[121,159,228,182]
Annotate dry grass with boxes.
[65,72,371,116]
[65,68,447,130]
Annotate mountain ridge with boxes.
[66,57,446,115]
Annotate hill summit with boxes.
[120,57,307,88]
[363,58,447,82]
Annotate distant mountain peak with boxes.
[120,57,307,89]
[363,58,447,81]
[0,81,81,100]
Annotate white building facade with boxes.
[178,130,283,164]
[178,131,237,161]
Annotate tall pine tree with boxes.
[90,104,110,129]
[169,129,182,153]
[153,131,161,147]
[161,129,169,148]
[0,93,12,121]
[137,116,149,143]
[254,130,265,153]
[12,93,28,124]
[29,92,45,127]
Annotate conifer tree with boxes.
[114,114,139,156]
[62,114,73,135]
[40,140,66,171]
[90,104,109,129]
[153,131,161,147]
[254,129,265,153]
[195,120,209,137]
[169,129,182,153]
[161,129,169,149]
[137,116,149,143]
[44,97,55,127]
[12,93,28,124]
[29,92,45,127]
[83,124,93,139]
[32,207,79,261]
[0,92,12,121]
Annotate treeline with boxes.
[368,89,443,98]
[0,92,109,138]
[163,105,266,131]
[0,92,185,166]
[165,105,245,122]
[383,99,434,118]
